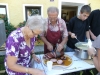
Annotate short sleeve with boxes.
[68,18,74,32]
[92,35,100,49]
[6,36,20,57]
[86,20,89,31]
[61,19,68,37]
[88,10,95,27]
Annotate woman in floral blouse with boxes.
[4,15,46,75]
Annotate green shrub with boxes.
[5,23,16,37]
[17,21,26,27]
[1,16,16,37]
[1,16,41,41]
[0,56,5,70]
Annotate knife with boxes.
[51,49,57,58]
[55,43,61,57]
[51,49,55,53]
[56,51,61,57]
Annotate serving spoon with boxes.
[75,37,80,42]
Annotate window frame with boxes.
[25,6,41,20]
[23,4,43,21]
[0,3,10,22]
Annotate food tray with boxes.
[43,54,72,68]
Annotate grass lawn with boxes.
[0,55,6,75]
[0,55,5,70]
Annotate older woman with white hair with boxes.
[4,15,46,75]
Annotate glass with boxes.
[31,29,38,37]
[47,61,53,71]
[48,17,57,21]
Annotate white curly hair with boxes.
[25,15,45,32]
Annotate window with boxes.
[23,4,43,21]
[25,6,41,20]
[0,5,7,19]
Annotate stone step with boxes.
[0,70,5,73]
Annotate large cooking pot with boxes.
[75,42,91,59]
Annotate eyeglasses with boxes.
[49,17,57,20]
[31,29,38,36]
[31,30,34,34]
[31,30,35,35]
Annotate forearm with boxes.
[41,36,50,45]
[7,62,35,74]
[89,30,96,40]
[93,57,100,72]
[7,55,36,74]
[60,37,68,46]
[86,31,90,39]
[92,49,100,72]
[89,30,94,36]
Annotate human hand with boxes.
[47,43,53,51]
[56,44,63,52]
[71,33,76,38]
[87,47,96,56]
[31,68,46,75]
[33,55,41,63]
[88,39,92,48]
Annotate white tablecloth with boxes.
[30,52,95,75]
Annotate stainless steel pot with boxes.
[75,49,91,59]
[75,42,91,59]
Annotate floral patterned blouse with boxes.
[4,28,35,75]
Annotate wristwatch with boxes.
[91,53,97,59]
